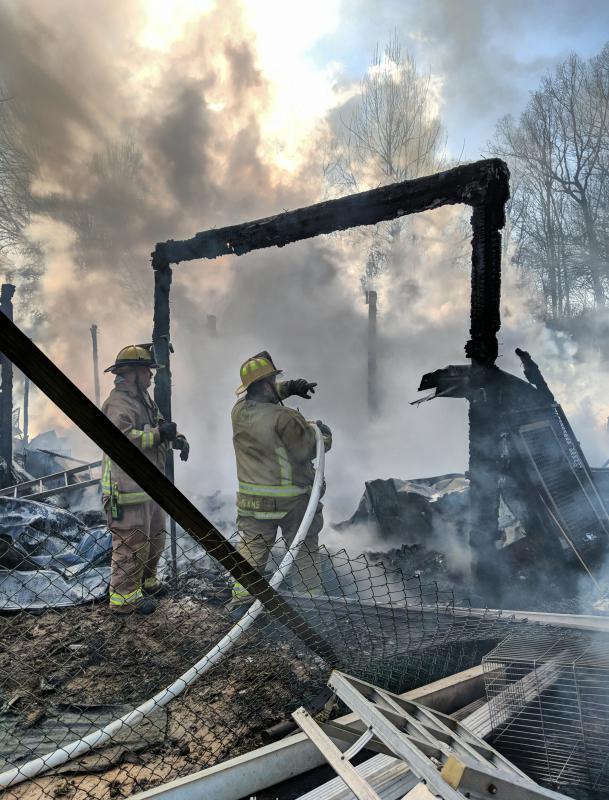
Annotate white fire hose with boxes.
[0,424,326,789]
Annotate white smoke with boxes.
[2,1,609,558]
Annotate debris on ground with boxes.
[336,472,604,612]
[0,598,326,799]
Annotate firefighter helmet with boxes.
[236,352,281,395]
[104,344,159,373]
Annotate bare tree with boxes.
[0,93,33,255]
[325,34,445,417]
[329,34,443,194]
[544,51,609,306]
[66,138,150,309]
[492,100,571,319]
[326,34,445,279]
[491,45,609,318]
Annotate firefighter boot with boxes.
[142,576,170,597]
[110,594,158,616]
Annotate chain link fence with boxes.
[0,495,525,800]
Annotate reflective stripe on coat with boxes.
[101,378,168,505]
[232,397,331,520]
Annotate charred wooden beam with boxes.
[90,324,101,408]
[152,158,508,368]
[0,285,15,487]
[466,183,507,366]
[152,264,173,422]
[366,290,378,419]
[465,179,509,598]
[152,159,508,266]
[152,263,178,585]
[0,311,337,666]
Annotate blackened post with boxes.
[466,172,509,601]
[152,262,178,586]
[23,376,29,446]
[207,314,217,337]
[366,290,378,418]
[0,284,15,487]
[90,324,101,407]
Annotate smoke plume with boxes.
[1,1,609,556]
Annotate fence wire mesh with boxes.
[483,626,609,799]
[0,495,526,800]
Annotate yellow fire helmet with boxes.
[236,352,282,395]
[104,344,160,374]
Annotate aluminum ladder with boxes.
[0,460,102,501]
[292,670,571,800]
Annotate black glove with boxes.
[316,420,331,437]
[284,378,317,400]
[159,421,177,442]
[174,434,190,462]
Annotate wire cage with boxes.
[483,626,609,799]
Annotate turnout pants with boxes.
[236,495,323,594]
[106,500,167,607]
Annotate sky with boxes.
[316,0,609,159]
[2,0,609,535]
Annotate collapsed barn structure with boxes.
[2,159,609,799]
[336,346,609,610]
[420,347,609,606]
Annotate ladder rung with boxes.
[342,727,375,761]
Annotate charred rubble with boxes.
[338,348,609,611]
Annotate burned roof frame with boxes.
[151,157,510,371]
[149,158,510,598]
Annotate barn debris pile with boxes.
[336,348,609,612]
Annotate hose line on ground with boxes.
[0,425,326,789]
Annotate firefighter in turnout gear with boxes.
[231,352,332,606]
[101,344,190,615]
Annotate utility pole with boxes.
[366,289,378,418]
[0,284,15,487]
[90,324,101,407]
[151,261,178,587]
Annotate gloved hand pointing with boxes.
[159,421,177,443]
[284,378,317,400]
[174,434,190,462]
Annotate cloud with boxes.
[332,0,609,157]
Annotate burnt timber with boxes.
[152,158,509,367]
[0,284,15,488]
[151,158,510,597]
[420,349,609,601]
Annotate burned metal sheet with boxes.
[0,497,111,610]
